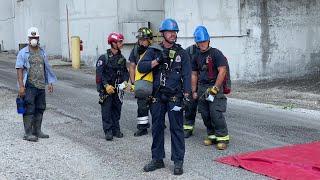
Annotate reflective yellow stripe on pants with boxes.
[216,135,230,141]
[183,125,194,130]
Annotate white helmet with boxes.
[27,27,40,38]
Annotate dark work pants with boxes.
[101,93,122,134]
[150,96,185,162]
[197,85,228,137]
[136,98,150,130]
[183,99,198,127]
[23,83,46,118]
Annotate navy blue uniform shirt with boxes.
[138,43,191,96]
[96,49,129,89]
[192,47,227,85]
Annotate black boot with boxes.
[134,129,148,137]
[173,161,183,175]
[113,130,123,138]
[184,129,193,138]
[23,115,38,142]
[143,159,165,172]
[33,113,49,138]
[105,130,113,141]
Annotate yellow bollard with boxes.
[71,36,81,69]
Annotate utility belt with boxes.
[151,94,180,104]
[98,79,125,104]
[150,86,182,104]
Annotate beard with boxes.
[137,45,148,55]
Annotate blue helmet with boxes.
[159,18,179,32]
[193,26,210,43]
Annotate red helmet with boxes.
[107,32,124,44]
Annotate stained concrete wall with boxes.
[59,0,164,66]
[240,0,320,80]
[166,0,320,81]
[0,0,14,51]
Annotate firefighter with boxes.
[129,27,153,137]
[15,27,57,142]
[191,26,230,150]
[183,44,201,138]
[138,18,191,175]
[96,32,129,141]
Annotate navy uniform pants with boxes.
[150,95,185,162]
[101,94,122,134]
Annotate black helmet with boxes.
[136,27,153,40]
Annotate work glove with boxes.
[118,81,129,91]
[130,84,135,92]
[105,84,115,94]
[207,86,219,96]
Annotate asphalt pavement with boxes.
[1,55,319,179]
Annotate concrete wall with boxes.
[13,0,61,56]
[165,0,320,81]
[166,0,248,81]
[1,0,319,81]
[240,0,320,80]
[0,0,14,51]
[59,0,164,66]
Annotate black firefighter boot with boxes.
[143,159,165,172]
[23,115,38,142]
[33,113,49,138]
[173,161,183,175]
[134,129,148,137]
[105,130,113,141]
[184,129,193,138]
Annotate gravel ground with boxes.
[0,85,112,180]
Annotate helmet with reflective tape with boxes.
[27,27,40,38]
[136,27,153,40]
[193,26,210,43]
[159,18,179,32]
[107,32,124,44]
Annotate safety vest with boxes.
[135,52,153,82]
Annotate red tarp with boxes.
[215,141,320,180]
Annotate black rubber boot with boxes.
[23,115,38,142]
[113,130,123,138]
[173,161,183,175]
[143,159,165,172]
[184,129,193,138]
[33,113,49,138]
[105,130,113,141]
[134,129,148,137]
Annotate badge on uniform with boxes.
[175,55,181,63]
[97,60,103,66]
[169,50,176,59]
[118,58,125,65]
